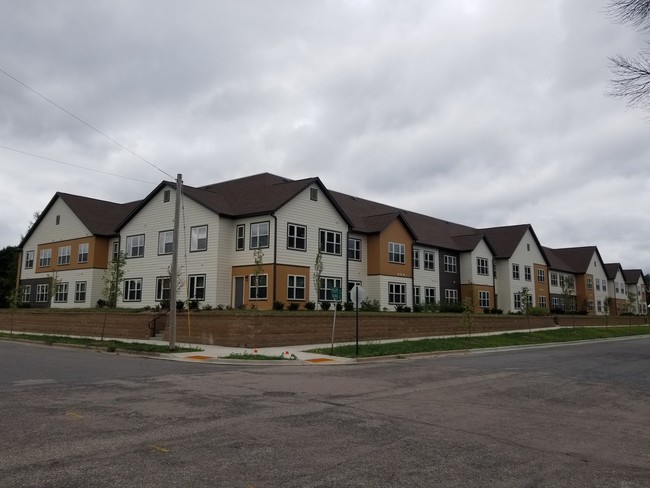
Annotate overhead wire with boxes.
[0,144,158,184]
[0,66,174,180]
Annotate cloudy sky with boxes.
[2,0,649,272]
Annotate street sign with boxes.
[331,287,342,301]
[350,285,365,308]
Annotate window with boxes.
[39,249,51,267]
[388,242,405,264]
[24,250,34,269]
[287,275,305,301]
[190,226,208,252]
[388,283,406,305]
[112,241,119,262]
[424,251,435,270]
[527,243,530,251]
[476,257,489,276]
[551,273,558,287]
[126,235,145,258]
[537,269,545,283]
[444,255,457,273]
[514,292,521,310]
[587,277,593,289]
[250,274,268,300]
[22,285,31,303]
[602,281,607,292]
[552,297,560,310]
[54,282,68,303]
[236,225,245,251]
[512,263,520,280]
[57,246,71,265]
[78,243,89,263]
[310,188,318,201]
[36,284,48,303]
[189,275,206,301]
[478,291,490,308]
[587,300,594,312]
[155,277,171,301]
[414,286,421,305]
[413,249,420,269]
[348,238,361,261]
[319,277,342,301]
[124,278,142,302]
[319,230,342,255]
[288,224,307,251]
[524,266,531,281]
[55,215,60,225]
[158,230,174,255]
[75,282,87,303]
[445,289,458,303]
[163,189,171,202]
[250,222,270,249]
[538,296,547,308]
[597,300,602,313]
[425,287,436,304]
[596,278,601,291]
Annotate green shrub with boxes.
[360,298,380,312]
[273,301,284,311]
[439,302,463,313]
[528,306,549,316]
[305,301,316,310]
[288,303,300,311]
[320,301,331,311]
[344,301,355,312]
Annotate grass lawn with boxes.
[0,332,201,353]
[309,326,650,358]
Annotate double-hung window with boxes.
[388,242,405,264]
[551,273,558,287]
[424,251,435,270]
[190,226,208,252]
[250,274,268,300]
[524,266,531,281]
[54,282,68,303]
[75,281,87,303]
[189,275,206,301]
[512,264,520,280]
[236,225,245,251]
[287,224,307,251]
[477,257,489,276]
[22,285,31,303]
[319,277,342,302]
[78,243,89,263]
[39,249,51,267]
[514,292,522,310]
[158,230,174,255]
[388,283,406,305]
[124,278,142,302]
[36,284,49,303]
[126,235,145,258]
[413,249,420,268]
[444,255,457,273]
[155,277,171,301]
[425,287,436,304]
[348,238,361,261]
[537,269,545,283]
[319,230,342,255]
[287,275,306,301]
[478,291,490,308]
[250,222,270,249]
[445,289,458,303]
[58,246,71,265]
[24,250,34,269]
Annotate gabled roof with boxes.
[19,192,140,248]
[622,268,645,285]
[604,263,624,280]
[480,224,547,263]
[544,246,602,274]
[117,173,352,230]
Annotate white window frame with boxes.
[414,286,421,305]
[126,235,145,258]
[444,255,457,273]
[54,282,68,303]
[57,246,71,265]
[158,230,174,255]
[22,285,31,303]
[514,293,522,310]
[424,251,435,271]
[388,242,405,264]
[319,230,342,255]
[250,273,268,300]
[78,243,89,263]
[155,276,171,301]
[287,275,306,301]
[388,282,406,305]
[236,224,245,251]
[287,224,307,251]
[425,287,436,304]
[445,289,458,303]
[476,257,489,276]
[512,263,520,280]
[551,273,558,287]
[189,274,206,301]
[413,249,420,269]
[36,284,48,302]
[39,248,51,267]
[250,221,270,249]
[24,250,34,269]
[190,225,208,252]
[348,237,361,261]
[538,296,547,309]
[478,291,490,308]
[74,281,87,303]
[537,269,545,283]
[319,277,342,302]
[524,266,531,281]
[124,278,143,302]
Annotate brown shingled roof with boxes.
[544,246,601,274]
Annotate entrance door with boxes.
[234,276,244,308]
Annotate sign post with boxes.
[349,285,365,356]
[330,287,342,355]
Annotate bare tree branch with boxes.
[608,44,650,109]
[607,0,650,30]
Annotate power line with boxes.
[0,145,158,184]
[0,66,174,180]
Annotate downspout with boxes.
[346,229,350,304]
[272,214,278,305]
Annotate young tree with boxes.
[607,0,650,110]
[252,249,264,305]
[461,296,474,338]
[47,272,62,308]
[313,250,324,310]
[102,251,126,308]
[520,286,532,332]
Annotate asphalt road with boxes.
[1,337,649,487]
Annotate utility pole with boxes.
[169,173,182,349]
